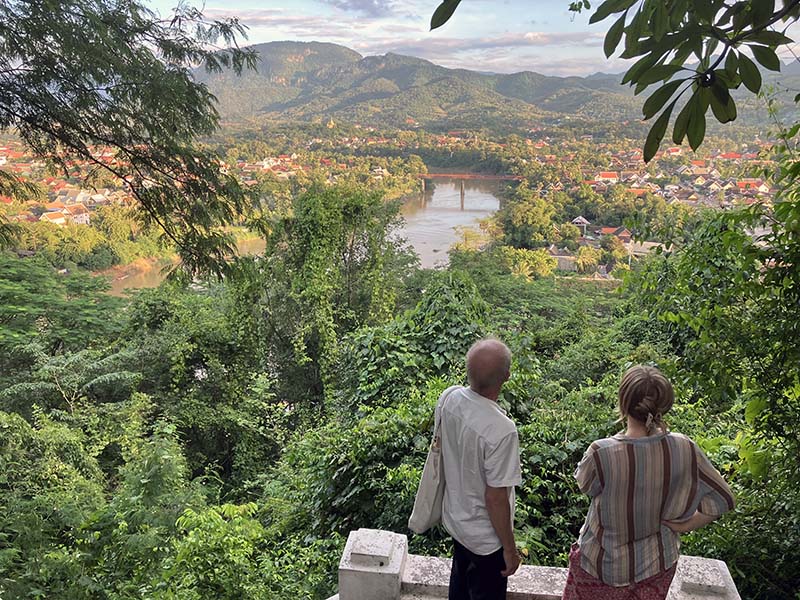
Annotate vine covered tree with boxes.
[0,0,257,273]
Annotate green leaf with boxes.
[430,0,462,30]
[709,82,737,123]
[634,80,649,95]
[619,29,671,59]
[733,5,750,31]
[750,45,781,72]
[669,40,695,67]
[687,91,707,151]
[670,0,689,27]
[714,69,740,90]
[644,100,676,162]
[698,85,711,112]
[637,63,683,86]
[724,51,739,79]
[590,0,618,23]
[589,0,637,24]
[643,79,683,119]
[624,9,646,55]
[740,444,769,477]
[710,79,730,105]
[652,1,667,41]
[745,397,768,425]
[751,0,775,28]
[621,54,658,85]
[716,1,746,27]
[672,93,696,144]
[705,38,720,62]
[738,52,762,93]
[749,30,793,46]
[693,0,716,23]
[725,96,738,123]
[690,34,703,60]
[604,12,627,58]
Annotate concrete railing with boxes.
[327,528,741,600]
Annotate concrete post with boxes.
[338,528,408,600]
[667,555,741,600]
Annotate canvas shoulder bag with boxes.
[408,385,460,534]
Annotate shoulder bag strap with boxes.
[433,385,461,441]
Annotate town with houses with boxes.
[0,129,775,273]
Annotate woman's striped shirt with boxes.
[575,431,735,587]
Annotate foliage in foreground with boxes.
[3,142,800,599]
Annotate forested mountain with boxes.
[198,41,637,127]
[199,41,797,130]
[195,42,363,119]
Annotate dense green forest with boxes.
[2,175,799,598]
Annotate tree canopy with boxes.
[0,0,257,273]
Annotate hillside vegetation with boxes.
[199,41,799,131]
[1,176,798,598]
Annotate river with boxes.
[107,177,502,294]
[401,177,501,268]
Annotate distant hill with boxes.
[198,41,798,131]
[195,42,363,118]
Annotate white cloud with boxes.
[321,0,397,17]
[202,6,616,76]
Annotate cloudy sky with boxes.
[148,0,799,77]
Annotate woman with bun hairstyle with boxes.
[562,365,735,600]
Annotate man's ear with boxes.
[503,370,511,383]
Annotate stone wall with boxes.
[327,529,741,600]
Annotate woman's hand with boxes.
[662,519,692,533]
[663,511,718,534]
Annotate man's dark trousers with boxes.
[448,538,507,600]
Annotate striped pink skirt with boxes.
[561,544,676,600]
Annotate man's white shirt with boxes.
[439,386,522,555]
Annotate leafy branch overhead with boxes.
[431,0,800,162]
[0,0,258,275]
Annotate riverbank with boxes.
[97,178,501,292]
[97,234,268,296]
[98,257,177,296]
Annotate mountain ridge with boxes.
[200,41,797,131]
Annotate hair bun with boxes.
[634,396,658,416]
[618,365,675,431]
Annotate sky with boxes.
[148,0,800,77]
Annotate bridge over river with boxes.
[418,173,521,205]
[419,173,523,181]
[402,177,503,267]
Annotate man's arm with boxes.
[485,485,520,577]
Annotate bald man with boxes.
[438,338,522,600]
